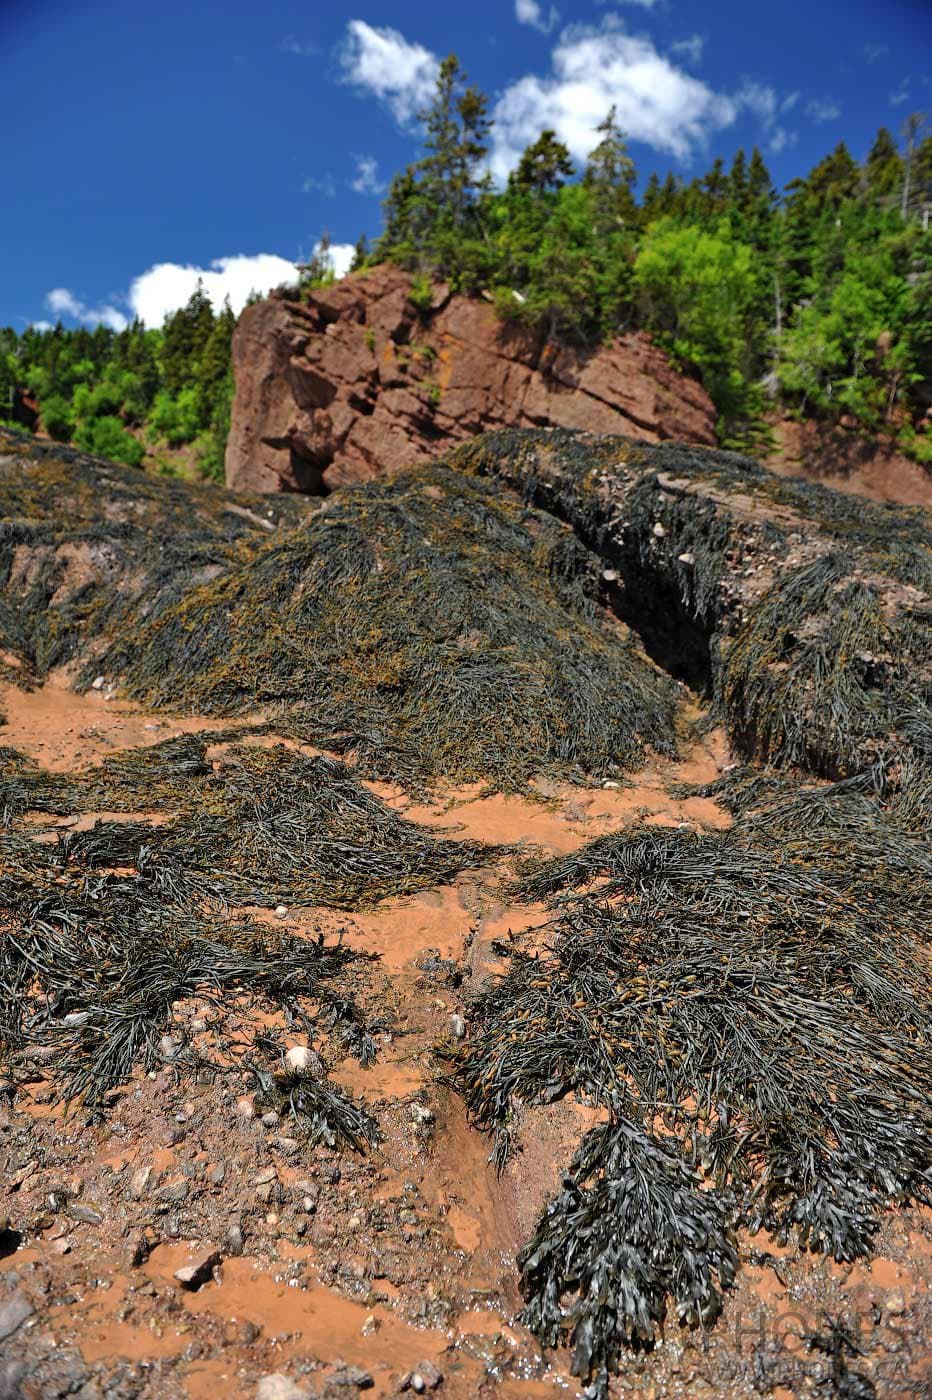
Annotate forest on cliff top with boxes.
[2,56,930,475]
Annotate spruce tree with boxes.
[583,107,637,229]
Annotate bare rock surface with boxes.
[224,266,717,494]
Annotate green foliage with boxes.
[74,413,144,466]
[633,218,762,441]
[1,287,236,479]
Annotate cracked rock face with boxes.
[223,265,717,494]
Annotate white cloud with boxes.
[489,20,737,178]
[768,127,797,154]
[670,35,703,67]
[303,174,337,197]
[42,248,358,334]
[890,83,910,107]
[317,241,356,280]
[350,154,386,195]
[515,0,559,35]
[29,320,53,333]
[127,254,299,327]
[781,91,800,112]
[862,42,888,64]
[279,36,319,57]
[806,97,841,122]
[46,287,128,332]
[338,19,439,126]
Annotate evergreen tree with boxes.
[583,107,637,229]
[510,130,574,196]
[865,127,903,205]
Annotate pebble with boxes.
[67,1204,103,1226]
[450,1015,466,1040]
[0,1292,34,1342]
[235,1097,255,1120]
[601,568,619,582]
[255,1374,308,1400]
[91,676,105,690]
[284,1045,312,1073]
[885,1289,906,1314]
[602,779,621,789]
[261,1111,280,1128]
[207,1163,226,1186]
[254,1167,278,1186]
[409,1103,434,1125]
[678,551,696,565]
[329,1365,374,1389]
[160,1035,182,1062]
[173,1246,221,1291]
[652,521,667,538]
[274,906,289,919]
[225,1222,245,1256]
[401,1362,443,1392]
[129,1166,153,1200]
[157,1180,189,1204]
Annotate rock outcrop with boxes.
[224,265,717,494]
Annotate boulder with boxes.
[224,266,717,494]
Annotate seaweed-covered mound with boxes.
[443,771,932,1395]
[0,426,311,686]
[454,428,932,779]
[94,464,679,790]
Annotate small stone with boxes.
[409,1103,434,1125]
[160,1035,182,1062]
[413,1362,443,1391]
[130,1166,153,1201]
[601,568,619,582]
[225,1223,245,1256]
[91,676,105,690]
[235,1097,255,1120]
[255,1374,307,1400]
[450,1015,466,1040]
[261,1111,279,1128]
[884,1289,906,1314]
[254,1167,278,1186]
[677,551,695,566]
[68,1204,103,1226]
[329,1365,373,1389]
[284,1045,312,1073]
[302,1196,317,1215]
[0,1292,34,1342]
[361,1313,379,1336]
[207,1163,226,1186]
[652,521,666,538]
[50,1236,73,1256]
[274,905,289,918]
[173,1246,221,1291]
[157,1180,189,1204]
[189,1019,207,1034]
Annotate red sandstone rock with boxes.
[225,265,718,494]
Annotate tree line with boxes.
[0,286,235,476]
[358,59,932,454]
[3,61,930,470]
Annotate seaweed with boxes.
[453,427,932,781]
[92,464,679,791]
[0,733,496,1113]
[443,816,931,1395]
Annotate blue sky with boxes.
[5,0,930,331]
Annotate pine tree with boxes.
[865,127,902,205]
[583,107,637,229]
[510,130,574,196]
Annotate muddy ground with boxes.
[1,680,929,1400]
